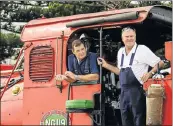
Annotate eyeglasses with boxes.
[122,27,136,32]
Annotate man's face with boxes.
[73,44,87,61]
[122,29,136,49]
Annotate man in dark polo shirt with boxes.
[56,39,99,83]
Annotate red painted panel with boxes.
[1,83,23,125]
[165,42,172,62]
[0,64,13,70]
[22,84,100,125]
[70,84,101,125]
[144,77,172,125]
[1,100,23,125]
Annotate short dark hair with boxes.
[72,39,84,51]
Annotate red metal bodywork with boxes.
[1,82,23,125]
[1,6,172,125]
[1,69,24,125]
[0,64,13,71]
[144,77,172,125]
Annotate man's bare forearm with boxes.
[78,74,99,82]
[103,64,120,75]
[149,60,164,75]
[65,77,76,83]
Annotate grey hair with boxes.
[121,26,136,36]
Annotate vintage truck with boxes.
[1,5,172,125]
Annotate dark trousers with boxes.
[120,86,146,126]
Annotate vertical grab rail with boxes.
[54,37,58,85]
[99,27,105,126]
[55,31,64,93]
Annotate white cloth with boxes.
[160,68,171,74]
[117,43,161,84]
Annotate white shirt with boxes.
[117,43,161,84]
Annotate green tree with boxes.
[138,1,162,7]
[0,1,172,34]
[97,1,133,10]
[161,1,172,8]
[96,1,172,10]
[0,1,171,62]
[47,1,104,17]
[0,33,23,61]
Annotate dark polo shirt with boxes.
[68,52,99,75]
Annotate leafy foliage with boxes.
[0,33,23,61]
[0,1,104,22]
[0,1,172,62]
[0,1,172,34]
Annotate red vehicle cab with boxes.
[1,5,172,126]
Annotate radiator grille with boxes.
[29,46,54,82]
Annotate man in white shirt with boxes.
[97,26,164,126]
